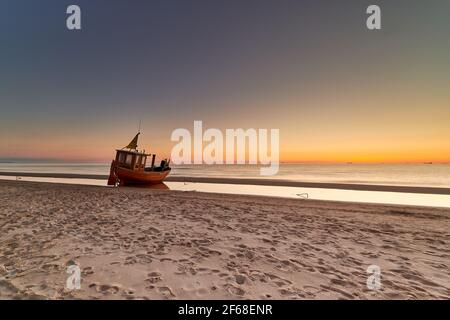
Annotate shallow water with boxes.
[1,175,449,208]
[0,163,449,187]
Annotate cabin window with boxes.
[136,155,142,166]
[125,154,133,165]
[118,152,126,163]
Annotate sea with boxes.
[0,162,449,187]
[1,163,449,208]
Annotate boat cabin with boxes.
[115,150,155,172]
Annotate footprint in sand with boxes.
[82,266,94,275]
[89,283,120,295]
[235,274,247,285]
[0,279,20,296]
[41,263,61,272]
[279,288,298,297]
[330,278,349,287]
[303,285,321,296]
[160,257,173,262]
[135,254,153,263]
[227,285,245,296]
[146,272,162,284]
[124,256,138,265]
[158,286,175,297]
[121,289,136,300]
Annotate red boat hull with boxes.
[108,161,171,186]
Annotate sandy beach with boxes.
[0,180,449,300]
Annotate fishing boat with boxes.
[107,132,171,186]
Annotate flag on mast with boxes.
[125,132,139,150]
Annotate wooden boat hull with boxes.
[108,162,171,186]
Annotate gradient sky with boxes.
[1,0,449,162]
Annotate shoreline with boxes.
[2,179,449,211]
[0,171,449,195]
[0,180,449,300]
[2,177,450,210]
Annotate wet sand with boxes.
[0,180,449,300]
[1,171,449,194]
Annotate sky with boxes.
[0,0,449,163]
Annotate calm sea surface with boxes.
[0,163,449,188]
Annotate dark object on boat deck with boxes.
[152,159,171,172]
[107,132,171,186]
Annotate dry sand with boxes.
[0,180,449,300]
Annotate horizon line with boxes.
[0,157,449,165]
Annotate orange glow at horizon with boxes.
[1,86,449,164]
[3,137,449,164]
